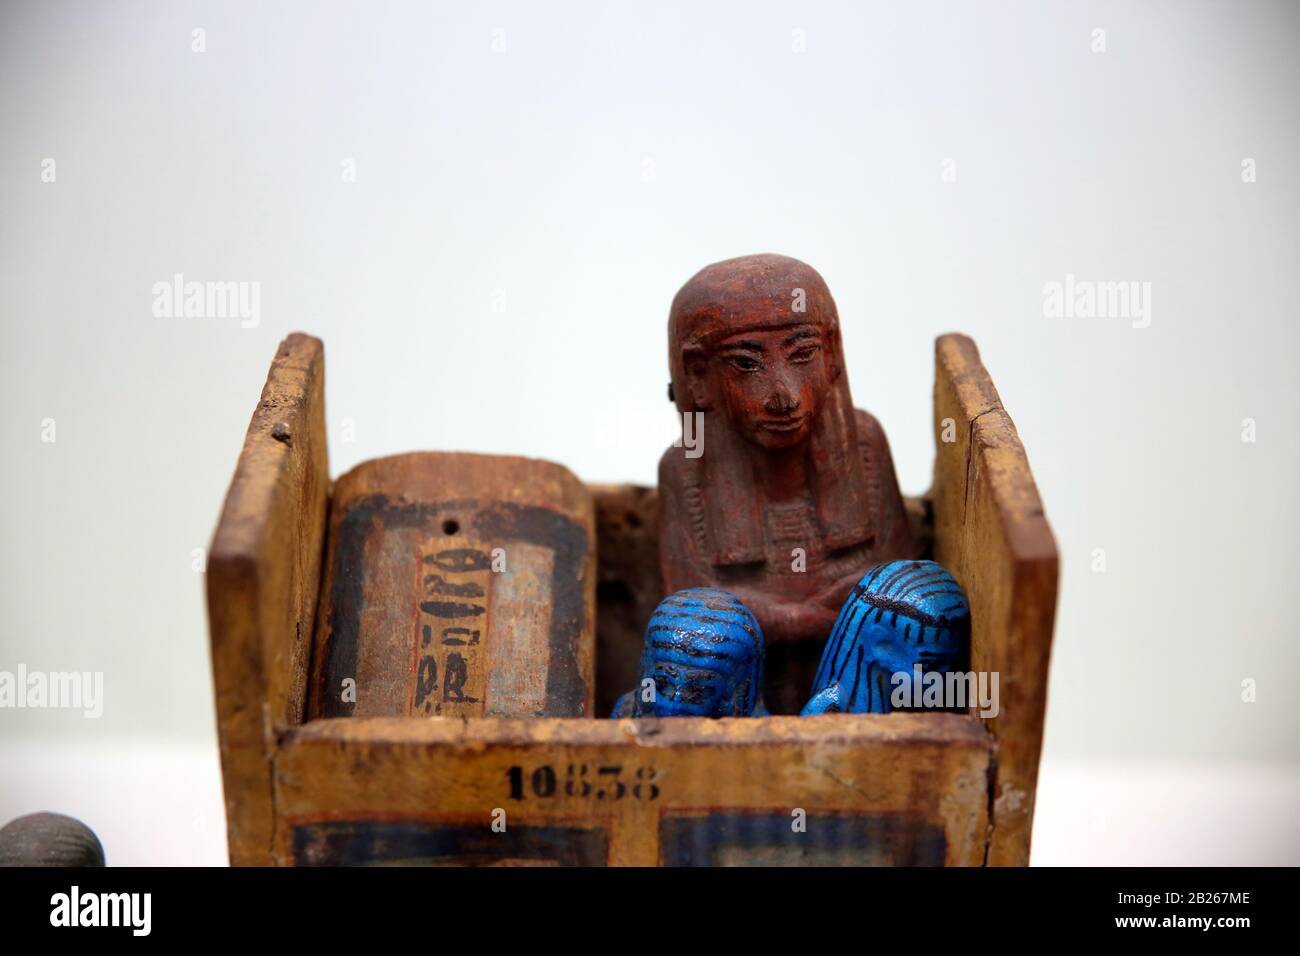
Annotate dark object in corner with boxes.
[0,812,105,867]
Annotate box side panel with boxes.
[930,333,1059,865]
[207,333,329,865]
[273,715,991,867]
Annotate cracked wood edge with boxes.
[207,333,329,866]
[930,333,1059,866]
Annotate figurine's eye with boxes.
[678,671,719,705]
[789,345,820,364]
[678,682,708,704]
[725,354,762,373]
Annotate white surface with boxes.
[1031,759,1300,866]
[0,741,228,867]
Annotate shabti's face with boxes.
[649,659,729,716]
[865,618,967,678]
[711,323,832,450]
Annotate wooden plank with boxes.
[273,714,991,866]
[206,333,329,866]
[307,453,597,720]
[590,484,662,718]
[930,333,1059,866]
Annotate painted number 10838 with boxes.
[505,764,660,801]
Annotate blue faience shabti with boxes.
[611,588,768,718]
[801,560,970,715]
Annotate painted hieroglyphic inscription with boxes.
[411,538,559,717]
[414,543,491,716]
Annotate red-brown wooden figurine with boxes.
[658,254,919,711]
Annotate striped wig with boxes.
[803,560,970,715]
[614,587,767,718]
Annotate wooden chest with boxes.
[206,332,1057,866]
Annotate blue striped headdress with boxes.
[614,587,767,718]
[804,560,970,715]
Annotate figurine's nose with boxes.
[765,387,799,414]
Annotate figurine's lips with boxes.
[759,417,807,433]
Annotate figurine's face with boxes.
[648,660,735,717]
[636,588,764,718]
[867,619,966,677]
[710,323,833,450]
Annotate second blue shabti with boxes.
[611,588,768,718]
[801,560,970,715]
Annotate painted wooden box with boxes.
[206,332,1057,866]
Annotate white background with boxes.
[1,0,1297,864]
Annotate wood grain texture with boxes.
[273,714,991,866]
[207,333,329,866]
[930,333,1059,866]
[307,452,596,720]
